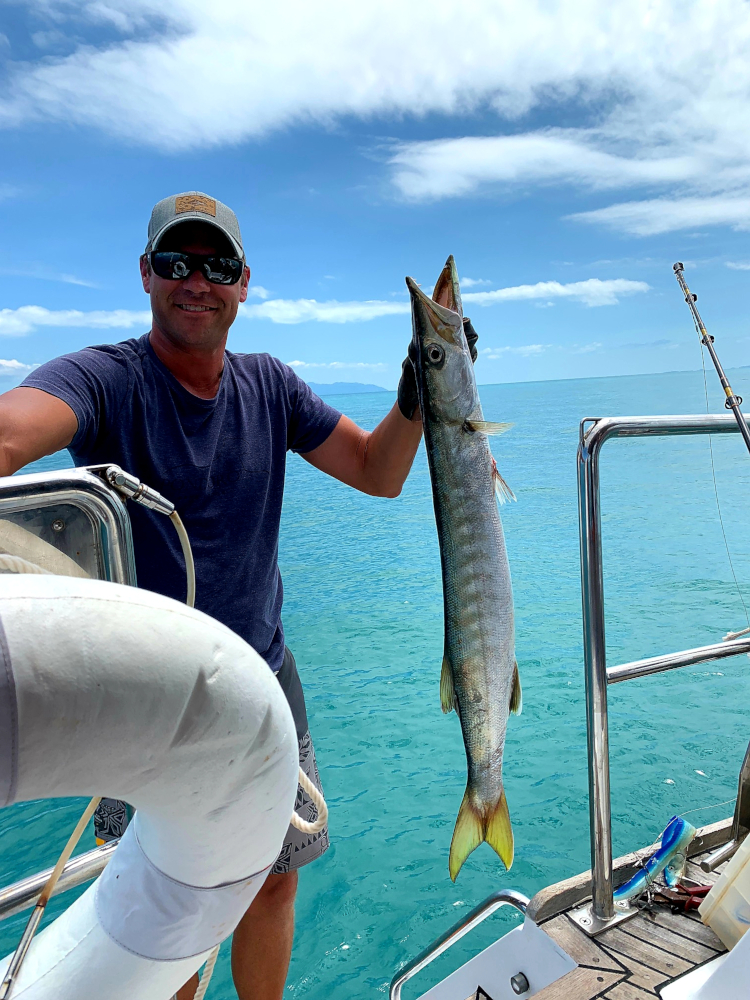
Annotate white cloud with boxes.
[3,276,645,340]
[0,266,97,287]
[481,344,551,358]
[727,261,750,271]
[460,277,492,288]
[390,132,700,201]
[464,278,649,307]
[241,299,409,324]
[0,359,36,376]
[2,2,750,235]
[238,278,647,323]
[480,341,602,359]
[568,196,750,236]
[0,306,151,336]
[287,360,387,370]
[247,285,271,299]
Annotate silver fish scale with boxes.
[425,407,515,806]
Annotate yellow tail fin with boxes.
[448,788,514,881]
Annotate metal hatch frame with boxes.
[574,413,750,935]
[0,466,137,586]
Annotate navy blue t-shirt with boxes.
[22,334,342,672]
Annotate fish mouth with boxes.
[405,273,462,345]
[432,255,463,316]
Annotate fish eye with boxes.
[426,344,445,365]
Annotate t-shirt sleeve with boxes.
[21,346,133,454]
[280,364,342,454]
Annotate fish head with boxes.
[406,257,476,425]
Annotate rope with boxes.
[192,944,220,1000]
[290,766,328,834]
[0,554,51,575]
[0,797,102,1000]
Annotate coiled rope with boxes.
[0,554,52,575]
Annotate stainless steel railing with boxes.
[0,841,115,923]
[577,413,748,930]
[389,889,529,1000]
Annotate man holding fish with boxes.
[0,190,518,997]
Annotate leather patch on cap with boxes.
[175,195,216,217]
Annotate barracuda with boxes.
[406,256,520,882]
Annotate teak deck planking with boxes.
[530,840,730,1000]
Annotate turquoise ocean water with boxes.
[2,367,750,997]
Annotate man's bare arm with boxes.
[302,403,422,498]
[0,388,78,476]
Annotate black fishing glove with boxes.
[397,317,479,420]
[463,317,479,362]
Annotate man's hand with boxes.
[397,317,479,421]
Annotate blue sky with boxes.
[1,0,750,390]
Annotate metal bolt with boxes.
[510,972,529,995]
[51,519,65,532]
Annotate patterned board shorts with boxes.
[93,728,329,874]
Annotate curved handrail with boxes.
[389,888,529,1000]
[0,841,116,923]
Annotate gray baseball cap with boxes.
[146,191,244,259]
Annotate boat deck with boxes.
[527,820,731,999]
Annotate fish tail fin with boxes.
[486,790,514,871]
[449,788,514,881]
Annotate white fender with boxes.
[0,575,299,999]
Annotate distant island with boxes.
[307,381,389,396]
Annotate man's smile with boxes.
[175,303,217,312]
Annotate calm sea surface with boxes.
[3,367,750,997]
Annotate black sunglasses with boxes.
[146,251,244,286]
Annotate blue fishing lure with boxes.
[613,816,697,902]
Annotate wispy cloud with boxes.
[460,277,491,288]
[0,306,151,336]
[0,358,36,376]
[481,344,551,358]
[0,267,98,288]
[568,196,750,236]
[247,285,271,299]
[480,342,602,359]
[464,278,649,308]
[389,132,700,201]
[5,275,647,338]
[287,360,387,370]
[241,299,409,324]
[240,278,647,323]
[2,2,750,236]
[727,261,750,271]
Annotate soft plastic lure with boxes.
[614,815,697,902]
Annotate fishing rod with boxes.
[673,262,750,455]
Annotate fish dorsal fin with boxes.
[440,655,457,714]
[465,420,513,435]
[509,660,522,715]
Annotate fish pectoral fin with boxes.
[449,788,514,881]
[510,660,522,715]
[493,468,517,505]
[440,656,457,714]
[465,420,513,435]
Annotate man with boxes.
[0,192,428,1000]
